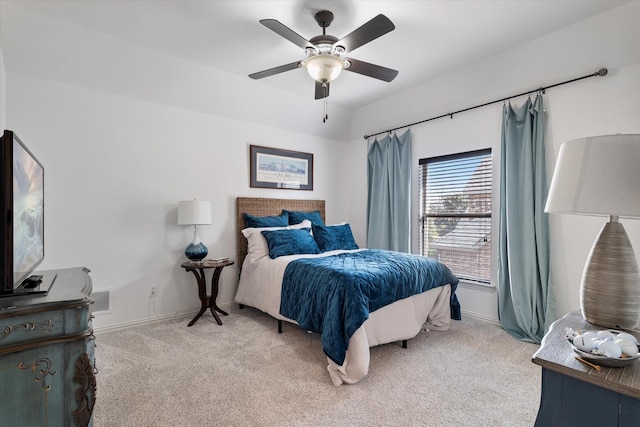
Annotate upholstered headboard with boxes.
[236,197,326,268]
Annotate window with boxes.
[419,149,492,284]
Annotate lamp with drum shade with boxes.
[545,134,640,330]
[178,200,212,262]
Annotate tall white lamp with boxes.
[178,200,212,262]
[545,134,640,329]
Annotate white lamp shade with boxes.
[545,134,640,218]
[306,54,344,83]
[178,200,212,225]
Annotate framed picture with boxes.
[250,145,314,190]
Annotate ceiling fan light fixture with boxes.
[250,11,398,98]
[305,54,344,83]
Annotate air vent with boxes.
[91,289,111,314]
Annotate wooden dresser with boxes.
[0,267,96,427]
[532,309,640,426]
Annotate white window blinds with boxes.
[419,149,492,284]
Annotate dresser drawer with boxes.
[0,336,96,426]
[0,302,92,353]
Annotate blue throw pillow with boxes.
[312,223,359,252]
[261,228,320,259]
[243,211,289,228]
[283,209,325,226]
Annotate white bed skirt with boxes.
[326,284,451,385]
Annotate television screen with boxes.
[0,130,52,297]
[12,135,44,285]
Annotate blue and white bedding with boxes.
[236,243,458,385]
[279,249,460,366]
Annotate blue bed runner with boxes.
[279,249,460,365]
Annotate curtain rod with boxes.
[363,68,608,140]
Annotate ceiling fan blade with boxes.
[315,81,330,99]
[345,58,398,82]
[334,14,395,53]
[249,61,303,80]
[260,19,316,50]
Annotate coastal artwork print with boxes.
[250,145,313,190]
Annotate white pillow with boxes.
[242,220,312,264]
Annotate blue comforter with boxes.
[279,249,460,365]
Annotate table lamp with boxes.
[178,199,212,262]
[545,134,640,329]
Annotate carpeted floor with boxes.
[94,306,541,426]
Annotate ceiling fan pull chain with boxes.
[323,83,329,123]
[323,98,328,123]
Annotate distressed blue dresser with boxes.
[0,267,95,427]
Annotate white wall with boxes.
[346,2,640,323]
[6,73,350,330]
[0,47,6,130]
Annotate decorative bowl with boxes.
[566,330,640,368]
[570,344,640,367]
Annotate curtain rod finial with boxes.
[597,68,608,77]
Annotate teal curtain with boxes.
[498,95,555,343]
[367,130,412,252]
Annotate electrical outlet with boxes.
[149,284,158,297]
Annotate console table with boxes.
[0,267,96,427]
[532,309,640,426]
[181,259,234,326]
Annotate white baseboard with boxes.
[93,302,237,334]
[461,309,500,326]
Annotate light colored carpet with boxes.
[94,306,541,426]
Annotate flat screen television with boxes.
[0,130,55,297]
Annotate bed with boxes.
[234,197,460,385]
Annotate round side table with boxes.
[181,259,234,326]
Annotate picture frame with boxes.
[250,145,314,190]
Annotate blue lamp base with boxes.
[185,242,208,262]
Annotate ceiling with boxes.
[2,0,631,110]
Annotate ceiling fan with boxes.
[249,10,399,101]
